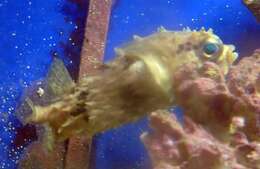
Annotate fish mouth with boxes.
[229,45,238,58]
[225,44,239,64]
[216,44,238,74]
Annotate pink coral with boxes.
[142,111,260,169]
[227,50,260,141]
[172,50,260,142]
[172,61,237,141]
[142,50,260,169]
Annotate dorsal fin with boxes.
[45,57,75,96]
[157,26,167,32]
[133,35,143,41]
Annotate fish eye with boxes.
[203,43,219,55]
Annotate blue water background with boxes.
[0,0,259,168]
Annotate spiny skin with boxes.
[29,28,238,142]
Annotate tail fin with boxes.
[16,58,75,151]
[22,97,56,151]
[41,124,56,152]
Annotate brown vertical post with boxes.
[64,0,113,169]
[79,0,113,77]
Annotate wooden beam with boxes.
[64,0,113,169]
[79,0,113,77]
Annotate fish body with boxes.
[27,28,238,142]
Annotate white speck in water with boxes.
[28,1,32,5]
[26,65,30,69]
[167,0,174,4]
[49,36,53,40]
[27,15,31,19]
[37,87,44,97]
[219,17,223,21]
[43,37,46,41]
[11,32,16,36]
[225,4,229,8]
[14,46,18,49]
[203,12,207,16]
[124,16,130,23]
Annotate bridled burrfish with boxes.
[26,27,238,143]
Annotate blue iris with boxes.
[203,43,219,55]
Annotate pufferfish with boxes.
[27,27,238,143]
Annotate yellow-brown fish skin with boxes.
[28,28,238,142]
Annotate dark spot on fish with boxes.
[71,107,86,116]
[176,44,185,54]
[186,42,192,47]
[193,44,199,50]
[179,44,184,51]
[185,42,193,51]
[70,101,87,116]
[78,91,89,100]
[99,63,110,70]
[83,114,89,122]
